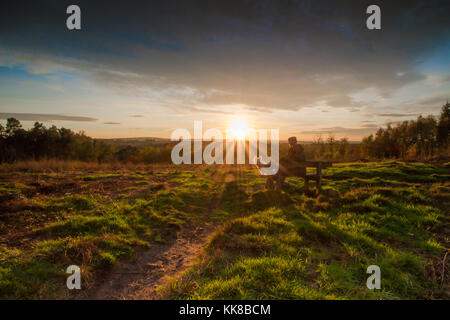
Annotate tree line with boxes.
[0,118,109,162]
[360,103,449,159]
[0,118,173,164]
[0,103,448,164]
[306,103,449,160]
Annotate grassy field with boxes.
[0,161,448,299]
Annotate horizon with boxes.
[0,109,442,143]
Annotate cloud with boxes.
[129,115,144,118]
[103,122,121,125]
[376,113,419,117]
[301,126,378,136]
[384,121,406,126]
[45,84,65,92]
[416,95,448,108]
[1,0,448,114]
[360,123,379,128]
[370,94,448,117]
[0,113,98,122]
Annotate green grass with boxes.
[0,166,239,299]
[0,161,448,299]
[75,173,121,181]
[162,161,449,300]
[0,182,30,194]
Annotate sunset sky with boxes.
[1,0,449,140]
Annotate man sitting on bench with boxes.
[261,137,331,193]
[278,136,307,186]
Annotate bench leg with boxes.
[266,176,274,190]
[275,174,282,192]
[316,164,322,193]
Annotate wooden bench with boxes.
[258,161,332,193]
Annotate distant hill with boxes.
[96,137,171,147]
[98,137,170,142]
[96,138,361,146]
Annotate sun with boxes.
[227,120,250,140]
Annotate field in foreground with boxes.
[0,161,448,299]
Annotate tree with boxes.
[115,146,139,163]
[6,118,22,135]
[337,138,349,158]
[359,107,445,159]
[0,124,6,162]
[0,119,103,162]
[437,102,450,151]
[94,140,115,163]
[140,146,158,163]
[313,135,326,159]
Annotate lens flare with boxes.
[227,120,249,140]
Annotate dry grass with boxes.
[0,159,162,173]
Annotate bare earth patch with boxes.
[78,222,216,300]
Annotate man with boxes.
[287,136,306,164]
[278,136,306,185]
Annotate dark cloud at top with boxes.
[0,0,449,112]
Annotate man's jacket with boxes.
[288,144,306,164]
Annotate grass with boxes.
[75,174,121,181]
[0,161,448,299]
[0,159,161,173]
[161,161,449,300]
[0,165,244,298]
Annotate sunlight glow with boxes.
[227,120,250,140]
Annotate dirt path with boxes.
[81,222,216,300]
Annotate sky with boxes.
[0,0,449,140]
